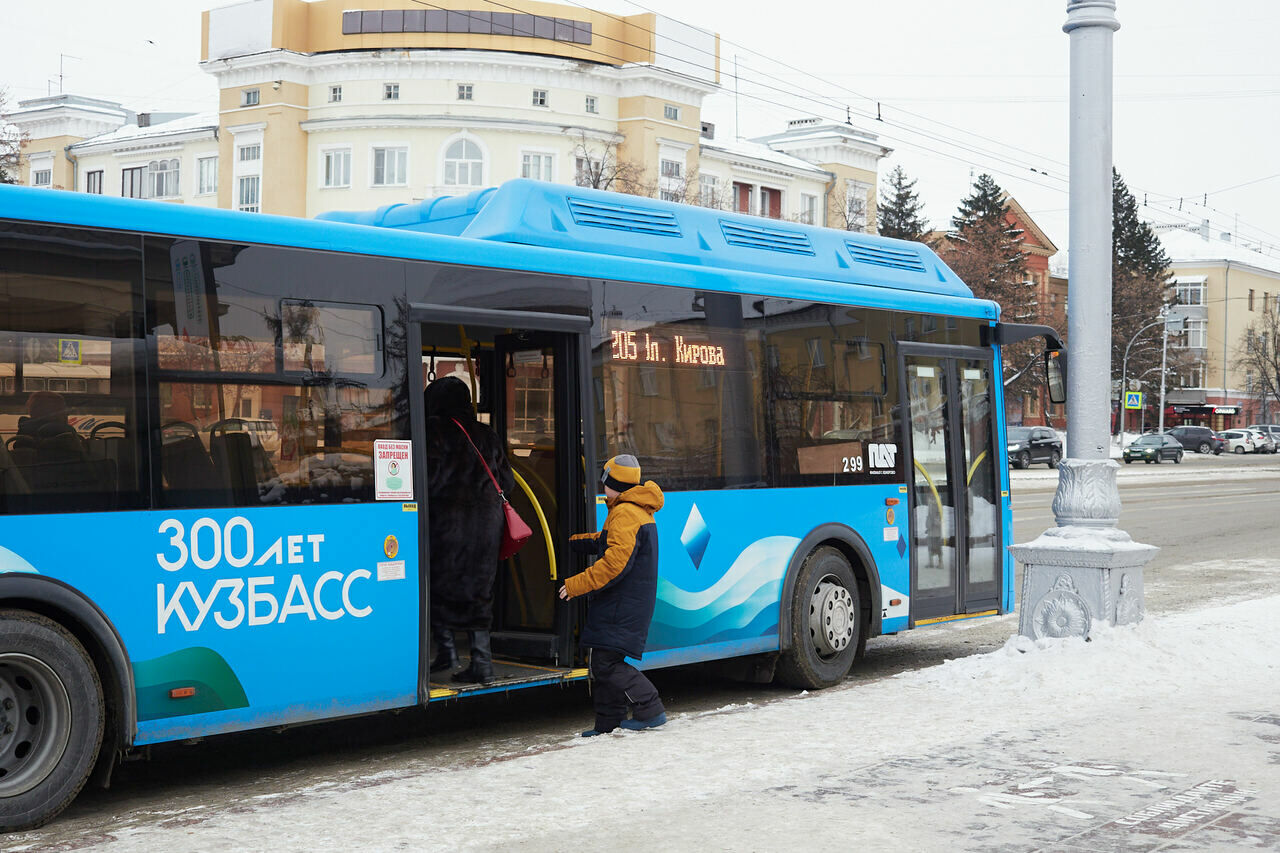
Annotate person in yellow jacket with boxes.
[559,455,667,735]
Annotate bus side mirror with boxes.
[1046,350,1067,404]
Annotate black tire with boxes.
[1017,451,1031,470]
[1175,451,1183,464]
[1234,445,1245,454]
[1197,442,1210,454]
[0,610,104,832]
[1047,450,1061,469]
[1125,459,1133,464]
[775,547,863,690]
[1154,454,1162,463]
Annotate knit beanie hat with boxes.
[601,455,641,492]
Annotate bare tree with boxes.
[569,131,644,193]
[829,187,868,233]
[0,87,28,185]
[1237,303,1280,423]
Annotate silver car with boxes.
[1244,427,1276,454]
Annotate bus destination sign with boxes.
[610,330,726,367]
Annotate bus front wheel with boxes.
[0,610,104,832]
[775,547,863,690]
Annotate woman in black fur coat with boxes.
[424,376,514,684]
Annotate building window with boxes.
[659,190,682,203]
[238,144,261,162]
[148,159,180,198]
[241,88,260,107]
[237,175,260,212]
[759,186,782,219]
[86,170,103,194]
[31,169,51,188]
[1184,319,1207,349]
[121,166,145,198]
[457,84,473,101]
[585,95,598,114]
[1175,277,1205,306]
[443,138,483,186]
[521,153,553,181]
[660,159,682,179]
[699,174,719,207]
[799,193,817,224]
[383,83,400,100]
[323,149,351,188]
[663,104,680,121]
[372,147,407,186]
[733,181,752,213]
[575,156,600,187]
[328,85,343,103]
[531,89,547,107]
[1249,289,1255,311]
[197,157,218,195]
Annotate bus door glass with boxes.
[493,331,585,664]
[902,351,1000,621]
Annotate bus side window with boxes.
[0,223,148,514]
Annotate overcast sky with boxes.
[4,0,1278,260]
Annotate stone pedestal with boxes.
[1010,459,1158,640]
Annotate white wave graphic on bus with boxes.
[0,545,39,574]
[649,536,798,649]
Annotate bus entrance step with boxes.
[426,658,588,701]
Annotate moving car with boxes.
[1167,424,1225,455]
[1217,429,1257,454]
[1006,426,1063,469]
[1123,433,1184,464]
[1249,424,1280,448]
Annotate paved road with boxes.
[14,456,1280,848]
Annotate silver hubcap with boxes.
[808,576,855,658]
[0,653,72,797]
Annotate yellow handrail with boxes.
[510,468,557,581]
[967,449,987,485]
[912,458,949,549]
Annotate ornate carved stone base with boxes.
[1012,525,1155,639]
[1011,459,1157,639]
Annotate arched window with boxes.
[149,158,180,198]
[443,138,483,187]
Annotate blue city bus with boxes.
[0,179,1060,828]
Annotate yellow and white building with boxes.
[10,0,888,227]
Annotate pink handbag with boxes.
[452,419,532,559]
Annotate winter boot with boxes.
[429,626,459,673]
[453,629,496,684]
[619,711,667,731]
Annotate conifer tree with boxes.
[941,173,1040,403]
[876,165,929,242]
[0,88,25,185]
[1111,168,1177,412]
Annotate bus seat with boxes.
[161,433,225,506]
[210,432,261,506]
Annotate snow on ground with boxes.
[47,594,1279,852]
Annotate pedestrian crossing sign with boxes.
[1124,391,1142,410]
[58,339,82,365]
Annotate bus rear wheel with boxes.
[0,610,103,832]
[775,547,863,690]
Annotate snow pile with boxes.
[77,596,1280,850]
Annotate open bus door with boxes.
[899,344,1003,624]
[409,305,593,701]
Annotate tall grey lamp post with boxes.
[1009,1,1157,640]
[1119,313,1169,442]
[1157,315,1187,435]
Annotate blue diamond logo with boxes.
[896,533,906,559]
[680,504,711,569]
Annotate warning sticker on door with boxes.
[374,440,414,500]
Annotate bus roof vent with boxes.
[567,196,682,238]
[844,238,927,273]
[720,220,814,256]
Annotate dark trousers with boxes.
[589,647,665,732]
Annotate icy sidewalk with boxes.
[92,597,1280,852]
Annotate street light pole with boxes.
[1119,315,1167,442]
[1157,315,1187,435]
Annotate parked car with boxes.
[1243,428,1276,454]
[1167,424,1225,455]
[1123,433,1184,464]
[1246,424,1280,453]
[1006,426,1063,469]
[1217,429,1257,454]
